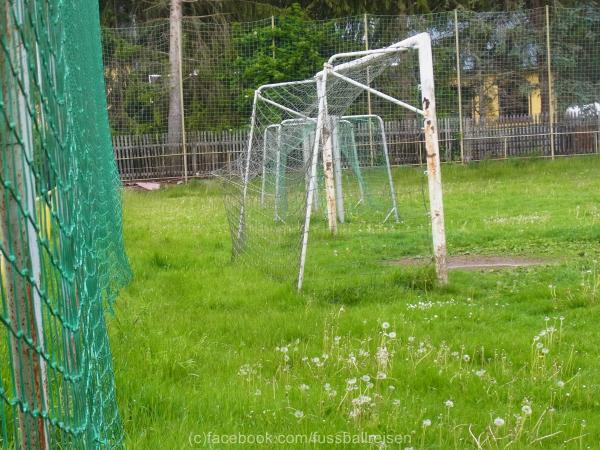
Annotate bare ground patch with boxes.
[387,255,556,271]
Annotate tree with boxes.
[231,4,331,116]
[167,0,183,151]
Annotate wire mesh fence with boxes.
[101,5,600,181]
[1,0,130,448]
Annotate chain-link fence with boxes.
[101,5,600,181]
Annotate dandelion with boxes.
[422,419,432,428]
[362,375,371,383]
[542,348,550,354]
[536,342,544,349]
[494,417,505,427]
[334,336,341,344]
[557,380,565,388]
[299,383,309,392]
[324,383,331,392]
[392,399,401,406]
[352,395,372,406]
[445,400,454,408]
[475,369,486,377]
[463,354,471,362]
[376,346,390,368]
[328,389,337,398]
[293,410,304,419]
[408,336,415,343]
[254,389,262,396]
[376,371,387,380]
[382,322,390,330]
[521,405,532,416]
[388,331,397,339]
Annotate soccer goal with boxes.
[259,113,399,224]
[226,32,447,290]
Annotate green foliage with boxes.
[232,4,329,113]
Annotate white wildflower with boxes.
[494,417,505,427]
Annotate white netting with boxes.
[220,39,435,288]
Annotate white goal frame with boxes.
[239,33,448,290]
[259,113,399,224]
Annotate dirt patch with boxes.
[388,255,555,271]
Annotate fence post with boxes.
[271,15,276,59]
[454,9,465,163]
[363,13,375,166]
[177,14,188,181]
[545,5,555,160]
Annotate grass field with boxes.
[110,156,600,449]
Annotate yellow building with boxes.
[468,71,549,121]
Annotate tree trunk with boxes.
[168,0,182,175]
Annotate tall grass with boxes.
[111,157,600,449]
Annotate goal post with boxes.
[228,32,447,290]
[297,32,448,288]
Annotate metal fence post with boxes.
[271,15,276,59]
[545,5,555,160]
[454,9,465,163]
[363,13,375,166]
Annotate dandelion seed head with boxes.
[445,400,454,408]
[521,405,532,416]
[422,418,432,428]
[494,417,505,427]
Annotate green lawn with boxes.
[110,156,600,449]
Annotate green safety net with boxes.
[0,1,130,449]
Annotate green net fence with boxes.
[0,0,130,448]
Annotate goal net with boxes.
[221,33,447,290]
